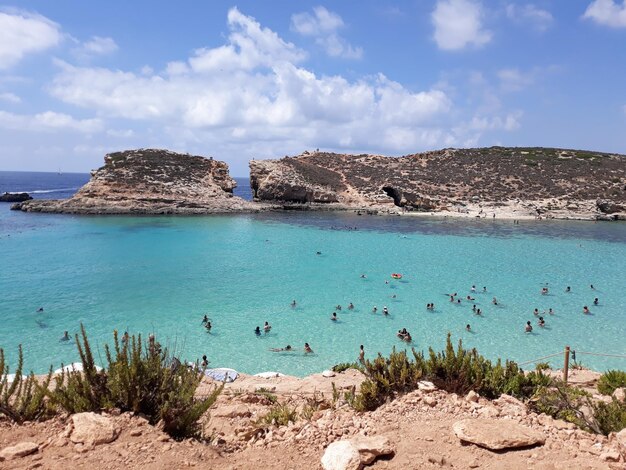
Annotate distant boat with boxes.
[58,168,62,175]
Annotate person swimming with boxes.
[533,308,539,316]
[476,308,482,315]
[336,305,342,310]
[304,343,313,353]
[205,321,212,332]
[359,345,365,363]
[492,297,498,305]
[583,306,590,314]
[593,298,599,306]
[525,321,533,333]
[372,306,377,313]
[201,355,209,367]
[457,299,462,304]
[538,316,545,327]
[316,251,322,255]
[360,274,366,279]
[541,287,549,295]
[37,307,44,312]
[270,345,293,352]
[60,331,70,341]
[383,306,389,315]
[331,312,338,321]
[590,284,595,290]
[466,295,475,301]
[483,287,487,292]
[291,300,297,307]
[202,315,209,324]
[255,326,261,335]
[449,295,455,302]
[565,286,571,293]
[548,308,554,315]
[264,321,272,332]
[471,285,476,292]
[472,304,477,312]
[348,302,354,310]
[466,324,471,332]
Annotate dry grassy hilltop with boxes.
[250,147,626,220]
[13,149,258,215]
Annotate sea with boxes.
[1,171,625,376]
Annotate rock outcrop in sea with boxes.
[249,147,626,220]
[0,192,32,203]
[13,149,261,215]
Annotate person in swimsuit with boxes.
[372,306,377,313]
[538,316,545,327]
[270,345,293,352]
[60,331,70,341]
[593,298,599,306]
[291,300,297,307]
[359,345,365,363]
[583,306,590,314]
[201,355,209,367]
[331,312,338,321]
[205,322,212,332]
[525,321,533,333]
[264,321,272,332]
[383,306,389,315]
[304,343,313,353]
[466,324,471,332]
[255,326,261,335]
[348,303,354,310]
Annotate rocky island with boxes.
[0,192,32,203]
[13,149,260,215]
[250,147,626,220]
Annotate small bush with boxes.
[254,388,277,404]
[592,398,626,435]
[257,403,297,427]
[0,346,53,423]
[597,370,626,396]
[332,362,364,373]
[50,325,221,439]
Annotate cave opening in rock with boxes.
[250,178,259,199]
[382,186,403,207]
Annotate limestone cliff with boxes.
[14,149,259,214]
[249,147,626,220]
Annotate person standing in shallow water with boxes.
[359,345,365,363]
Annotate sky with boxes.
[0,1,625,176]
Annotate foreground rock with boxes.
[453,418,545,450]
[0,192,32,202]
[250,147,626,220]
[0,441,38,460]
[70,412,120,446]
[321,435,395,470]
[13,149,266,215]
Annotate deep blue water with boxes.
[0,172,625,376]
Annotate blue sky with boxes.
[0,1,625,175]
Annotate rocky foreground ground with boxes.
[1,369,625,470]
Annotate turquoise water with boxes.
[1,207,625,376]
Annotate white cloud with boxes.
[0,10,62,69]
[291,7,363,59]
[0,110,102,133]
[584,0,626,27]
[81,36,118,55]
[106,128,134,138]
[432,0,492,50]
[506,4,553,31]
[0,92,21,103]
[497,68,534,91]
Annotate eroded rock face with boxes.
[14,149,260,215]
[453,418,545,450]
[0,441,38,460]
[70,412,120,446]
[249,148,626,217]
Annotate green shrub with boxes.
[50,325,221,439]
[257,403,297,427]
[597,370,626,396]
[332,362,364,373]
[0,346,53,423]
[254,388,277,404]
[529,385,591,427]
[592,398,626,435]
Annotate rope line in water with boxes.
[576,351,626,359]
[518,352,562,366]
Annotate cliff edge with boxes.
[249,147,626,220]
[14,149,260,215]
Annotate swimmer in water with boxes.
[590,284,595,290]
[383,306,389,315]
[450,295,455,302]
[476,308,482,316]
[492,297,498,305]
[202,315,209,325]
[255,326,261,335]
[37,307,44,312]
[359,345,365,363]
[291,300,297,307]
[471,285,476,292]
[201,355,209,367]
[548,308,554,315]
[525,321,533,333]
[472,304,477,312]
[264,321,272,332]
[538,316,545,327]
[316,251,322,255]
[372,306,377,313]
[404,332,412,342]
[534,308,539,316]
[457,299,462,304]
[483,287,487,292]
[466,324,471,332]
[304,343,313,353]
[121,331,129,346]
[348,302,354,310]
[565,286,571,293]
[336,305,342,311]
[583,306,590,314]
[331,312,338,321]
[270,345,293,352]
[205,322,212,332]
[541,287,549,295]
[467,295,475,301]
[60,331,70,341]
[593,298,599,306]
[360,274,366,279]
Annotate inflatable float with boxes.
[391,273,403,279]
